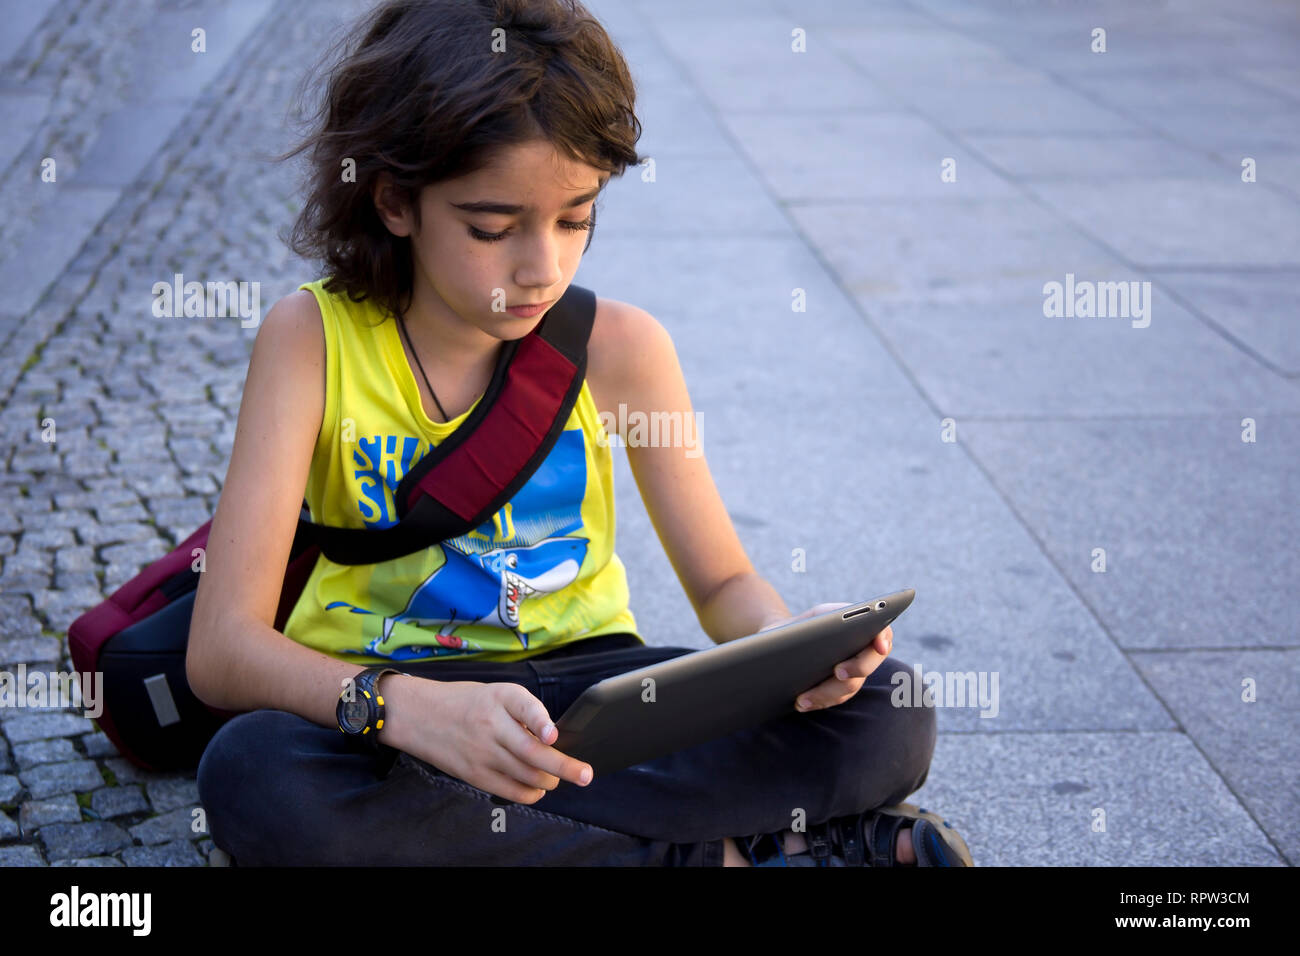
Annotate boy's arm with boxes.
[186,290,421,745]
[696,572,791,644]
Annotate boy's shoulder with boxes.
[260,286,324,337]
[587,295,673,426]
[590,294,668,360]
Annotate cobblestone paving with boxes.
[1,0,361,866]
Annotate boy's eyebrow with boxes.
[449,181,606,216]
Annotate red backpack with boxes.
[68,285,597,771]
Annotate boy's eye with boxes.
[468,216,593,243]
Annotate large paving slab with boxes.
[582,235,923,412]
[0,0,277,332]
[1132,648,1300,865]
[0,186,119,317]
[1028,179,1300,268]
[949,9,1300,75]
[826,32,1143,135]
[595,154,792,238]
[768,0,935,28]
[787,197,1129,305]
[123,0,277,106]
[722,112,1022,200]
[954,417,1300,651]
[912,730,1287,866]
[1150,270,1300,377]
[613,41,734,159]
[646,14,901,114]
[962,132,1232,183]
[1064,65,1298,119]
[856,293,1300,416]
[0,0,58,67]
[0,91,52,172]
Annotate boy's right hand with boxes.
[380,676,594,803]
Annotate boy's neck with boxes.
[400,286,507,380]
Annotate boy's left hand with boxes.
[757,602,894,713]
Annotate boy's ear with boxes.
[371,172,414,238]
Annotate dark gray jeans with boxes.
[196,633,936,866]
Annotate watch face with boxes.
[341,697,369,732]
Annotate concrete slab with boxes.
[652,16,899,113]
[1139,109,1300,187]
[580,0,656,36]
[1236,66,1300,105]
[789,196,1128,305]
[963,132,1229,182]
[909,0,1147,29]
[956,417,1300,650]
[1030,179,1300,267]
[73,104,191,188]
[0,0,57,68]
[1066,66,1297,117]
[126,0,278,107]
[822,24,1011,67]
[628,0,783,17]
[894,76,1143,135]
[1153,269,1300,376]
[723,112,1020,200]
[1132,649,1300,865]
[627,77,735,159]
[912,730,1286,866]
[770,0,935,27]
[941,11,1300,73]
[0,91,51,173]
[596,154,792,237]
[0,184,119,316]
[858,293,1300,416]
[581,235,928,412]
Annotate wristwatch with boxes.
[336,666,401,749]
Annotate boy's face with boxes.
[373,138,607,339]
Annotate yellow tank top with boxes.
[282,278,643,664]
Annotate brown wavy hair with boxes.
[279,0,644,324]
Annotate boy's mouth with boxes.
[505,299,554,317]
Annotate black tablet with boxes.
[552,588,915,777]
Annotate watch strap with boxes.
[338,666,401,747]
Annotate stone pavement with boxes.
[1,0,1296,866]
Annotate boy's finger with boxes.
[801,664,874,708]
[481,767,546,805]
[504,721,594,787]
[494,748,562,793]
[836,636,888,679]
[836,654,871,680]
[502,686,557,743]
[795,676,839,710]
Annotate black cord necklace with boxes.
[396,309,449,423]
